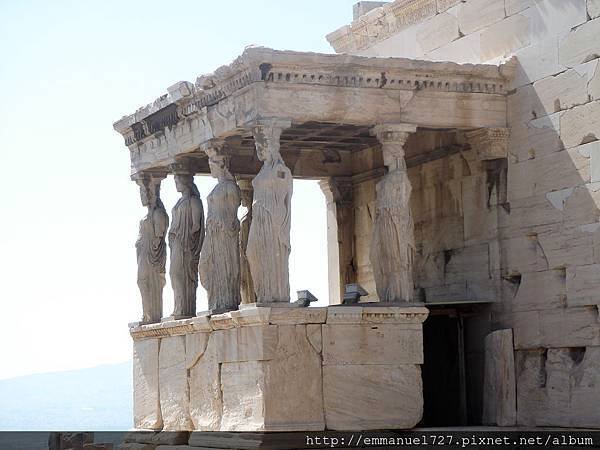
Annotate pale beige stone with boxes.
[323,364,423,430]
[589,0,600,18]
[516,347,600,427]
[417,12,460,54]
[566,264,600,306]
[268,307,327,324]
[510,39,564,88]
[424,32,483,64]
[513,306,600,349]
[507,147,590,201]
[483,329,516,426]
[511,269,567,312]
[159,336,193,431]
[458,0,506,35]
[189,333,222,431]
[506,0,533,15]
[481,14,531,61]
[531,69,589,116]
[214,325,278,363]
[521,0,587,46]
[559,17,600,68]
[220,325,324,431]
[588,59,600,101]
[322,324,424,365]
[437,0,461,12]
[133,338,162,430]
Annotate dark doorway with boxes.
[421,314,463,427]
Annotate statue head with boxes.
[206,148,233,182]
[253,123,283,164]
[174,174,194,194]
[136,176,161,208]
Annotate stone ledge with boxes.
[130,305,429,339]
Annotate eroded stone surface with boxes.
[133,339,162,430]
[516,346,600,427]
[323,364,423,430]
[159,336,193,431]
[483,329,516,426]
[322,324,423,365]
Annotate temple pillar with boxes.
[168,162,205,319]
[319,177,356,305]
[133,171,169,325]
[246,118,293,304]
[370,123,417,302]
[199,142,242,313]
[238,178,255,305]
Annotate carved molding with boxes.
[114,48,512,147]
[466,128,510,160]
[326,0,438,53]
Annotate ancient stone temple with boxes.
[114,0,600,442]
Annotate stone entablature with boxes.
[327,0,449,53]
[113,48,512,176]
[131,305,429,432]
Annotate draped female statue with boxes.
[199,149,241,312]
[238,179,255,305]
[370,124,416,302]
[246,120,293,303]
[169,171,204,318]
[135,175,168,323]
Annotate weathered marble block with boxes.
[128,305,429,432]
[133,339,162,430]
[482,329,516,426]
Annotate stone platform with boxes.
[129,305,429,432]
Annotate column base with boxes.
[129,305,429,431]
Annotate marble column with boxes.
[246,118,293,303]
[238,178,256,305]
[134,172,169,324]
[370,124,417,302]
[168,163,205,319]
[319,177,356,305]
[199,144,242,313]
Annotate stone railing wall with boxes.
[130,305,429,432]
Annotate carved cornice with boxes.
[128,305,428,340]
[466,128,510,160]
[326,0,438,53]
[113,47,513,148]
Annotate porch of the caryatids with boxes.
[134,171,169,324]
[246,118,293,304]
[198,142,242,313]
[168,163,205,319]
[370,123,417,302]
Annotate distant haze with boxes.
[0,363,132,431]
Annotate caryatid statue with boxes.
[168,165,205,318]
[246,119,293,303]
[370,124,417,302]
[238,178,255,305]
[135,173,169,324]
[199,145,242,313]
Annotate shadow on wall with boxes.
[491,43,600,427]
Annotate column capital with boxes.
[131,169,168,184]
[252,118,292,157]
[372,123,418,145]
[465,127,510,160]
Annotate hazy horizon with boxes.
[0,0,357,381]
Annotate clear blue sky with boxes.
[0,0,357,380]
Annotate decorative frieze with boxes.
[466,127,510,160]
[327,0,438,53]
